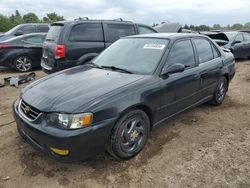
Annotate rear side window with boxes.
[69,23,103,42]
[211,44,220,58]
[167,39,195,68]
[37,25,49,32]
[17,25,36,34]
[23,35,45,44]
[243,33,250,41]
[105,24,136,42]
[46,25,63,42]
[193,38,214,63]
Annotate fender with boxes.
[77,53,99,65]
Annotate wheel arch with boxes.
[116,104,154,130]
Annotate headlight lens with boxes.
[46,113,93,129]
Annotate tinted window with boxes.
[46,25,63,42]
[235,33,244,42]
[193,38,214,63]
[37,25,49,32]
[211,44,220,58]
[23,35,45,44]
[243,33,250,41]
[106,24,136,42]
[167,40,195,68]
[17,25,36,34]
[69,23,103,42]
[138,25,156,34]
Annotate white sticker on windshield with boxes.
[143,44,165,50]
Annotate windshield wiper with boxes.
[101,66,133,74]
[85,61,103,69]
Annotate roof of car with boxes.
[127,33,207,40]
[52,19,134,25]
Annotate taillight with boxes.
[0,44,10,48]
[55,45,66,59]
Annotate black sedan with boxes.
[13,33,235,161]
[202,31,250,59]
[0,33,46,72]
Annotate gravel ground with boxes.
[0,60,250,188]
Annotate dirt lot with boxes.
[0,60,250,188]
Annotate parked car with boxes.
[14,33,235,161]
[41,19,157,73]
[0,23,49,42]
[201,31,250,59]
[0,33,46,72]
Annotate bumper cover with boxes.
[13,100,116,161]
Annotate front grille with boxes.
[19,99,41,121]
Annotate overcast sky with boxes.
[0,0,250,26]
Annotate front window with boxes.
[93,38,169,74]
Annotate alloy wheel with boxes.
[15,56,32,72]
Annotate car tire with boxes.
[209,77,228,106]
[108,109,150,160]
[13,56,33,72]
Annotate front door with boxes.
[158,39,201,120]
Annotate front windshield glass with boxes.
[5,25,19,35]
[224,32,237,41]
[93,38,169,74]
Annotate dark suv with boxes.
[41,19,157,73]
[0,23,49,41]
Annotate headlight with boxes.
[46,113,93,129]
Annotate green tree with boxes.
[231,23,243,30]
[0,14,11,32]
[183,24,189,29]
[244,22,250,29]
[43,12,64,23]
[212,24,221,30]
[23,12,39,23]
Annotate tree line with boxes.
[153,22,250,31]
[0,10,64,32]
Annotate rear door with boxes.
[193,38,223,99]
[66,22,105,62]
[42,24,64,69]
[103,22,137,48]
[232,33,244,58]
[242,32,250,57]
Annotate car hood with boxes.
[22,66,144,113]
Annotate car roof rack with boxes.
[74,17,89,21]
[113,18,123,21]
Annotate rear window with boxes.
[45,25,62,42]
[105,24,136,42]
[69,23,103,42]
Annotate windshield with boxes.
[5,25,20,35]
[93,38,168,74]
[45,25,62,42]
[224,32,237,41]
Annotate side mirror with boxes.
[161,63,185,76]
[15,31,24,36]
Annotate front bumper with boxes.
[13,100,116,161]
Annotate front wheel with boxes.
[209,77,228,106]
[13,56,33,72]
[108,109,150,159]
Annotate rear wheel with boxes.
[209,77,228,106]
[108,109,150,159]
[13,56,33,72]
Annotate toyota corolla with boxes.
[13,33,235,161]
